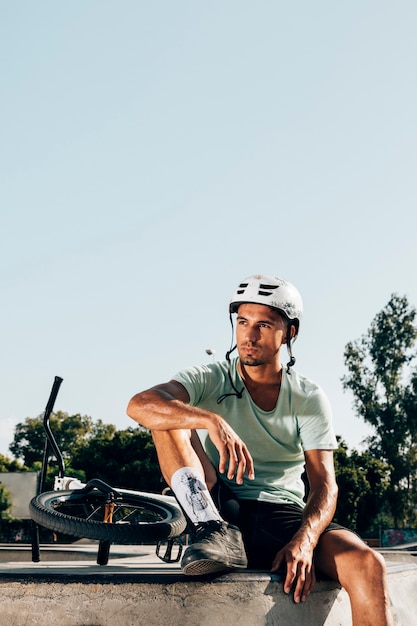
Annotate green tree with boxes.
[9,411,114,468]
[8,411,162,493]
[353,450,393,535]
[334,439,391,535]
[0,453,23,472]
[342,294,417,527]
[0,482,12,521]
[333,439,369,530]
[72,427,162,493]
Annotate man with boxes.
[127,274,394,625]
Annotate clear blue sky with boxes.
[1,1,416,458]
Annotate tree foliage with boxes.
[334,438,391,535]
[9,411,116,467]
[342,294,417,527]
[8,411,162,493]
[72,427,162,493]
[0,454,23,473]
[0,482,12,521]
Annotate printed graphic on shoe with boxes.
[181,520,248,576]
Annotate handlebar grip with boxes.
[44,376,63,416]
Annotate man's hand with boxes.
[271,537,316,603]
[127,380,255,485]
[208,416,255,484]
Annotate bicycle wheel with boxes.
[30,488,187,543]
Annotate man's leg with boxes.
[153,429,221,524]
[314,529,394,626]
[152,429,247,575]
[152,429,216,486]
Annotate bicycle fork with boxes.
[96,494,116,565]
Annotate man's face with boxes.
[235,303,287,367]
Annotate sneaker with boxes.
[181,520,248,576]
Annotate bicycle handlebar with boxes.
[38,376,64,495]
[44,376,63,419]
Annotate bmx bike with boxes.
[29,376,187,566]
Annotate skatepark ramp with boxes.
[0,545,415,625]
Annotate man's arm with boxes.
[127,381,254,483]
[271,449,338,603]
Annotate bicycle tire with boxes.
[30,489,187,543]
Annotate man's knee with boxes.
[316,530,387,584]
[335,540,388,591]
[357,545,387,579]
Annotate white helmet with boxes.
[218,274,303,402]
[229,274,303,335]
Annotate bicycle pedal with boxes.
[156,538,183,563]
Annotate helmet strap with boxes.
[286,324,296,374]
[217,314,245,403]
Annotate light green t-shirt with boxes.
[173,358,337,509]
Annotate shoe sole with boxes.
[182,558,243,576]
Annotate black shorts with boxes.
[210,479,346,570]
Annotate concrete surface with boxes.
[0,544,415,626]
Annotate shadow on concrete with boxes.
[264,578,347,625]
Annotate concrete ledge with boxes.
[0,543,133,563]
[0,547,415,625]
